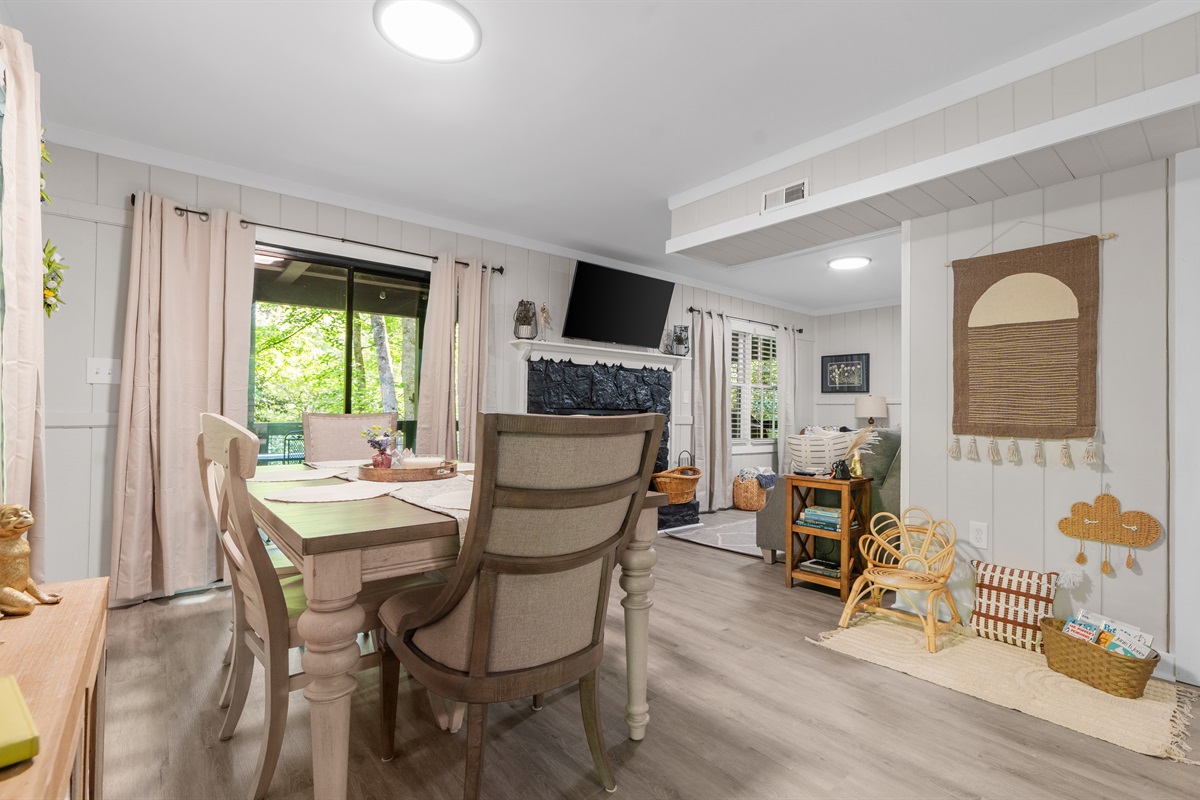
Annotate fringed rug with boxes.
[812,614,1197,763]
[662,515,759,557]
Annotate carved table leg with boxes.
[297,553,364,800]
[619,507,658,741]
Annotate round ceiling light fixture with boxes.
[373,0,481,63]
[828,256,871,270]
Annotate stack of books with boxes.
[799,506,852,531]
[1061,609,1154,658]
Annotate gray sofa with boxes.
[755,428,902,564]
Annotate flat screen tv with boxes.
[560,262,675,349]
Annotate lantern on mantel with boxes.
[513,299,538,340]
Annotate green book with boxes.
[0,675,39,768]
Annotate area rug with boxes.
[663,515,759,558]
[812,614,1197,762]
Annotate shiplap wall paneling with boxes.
[1094,161,1168,645]
[1171,148,1200,683]
[906,160,1170,647]
[944,203,996,576]
[1041,176,1106,616]
[904,213,950,519]
[812,305,902,428]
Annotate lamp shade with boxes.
[854,395,888,422]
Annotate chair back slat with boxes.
[861,507,957,579]
[198,413,290,649]
[407,412,664,677]
[302,412,397,462]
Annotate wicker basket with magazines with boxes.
[1040,617,1158,699]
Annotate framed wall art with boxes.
[821,353,870,393]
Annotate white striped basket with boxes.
[787,431,856,473]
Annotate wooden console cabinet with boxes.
[0,577,108,800]
[784,475,871,601]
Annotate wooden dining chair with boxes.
[837,506,961,652]
[198,412,437,800]
[378,412,665,800]
[302,412,397,462]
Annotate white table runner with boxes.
[390,475,476,538]
[248,467,347,483]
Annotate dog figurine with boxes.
[0,503,61,618]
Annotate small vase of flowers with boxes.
[362,425,400,468]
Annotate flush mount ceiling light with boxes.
[373,0,481,63]
[828,256,871,270]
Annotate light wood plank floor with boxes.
[104,529,1197,799]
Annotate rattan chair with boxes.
[301,412,396,462]
[837,506,961,653]
[198,413,436,800]
[378,412,665,800]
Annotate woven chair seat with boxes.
[862,566,944,590]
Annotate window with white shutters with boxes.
[730,328,779,443]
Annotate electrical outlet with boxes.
[86,358,121,385]
[969,521,988,548]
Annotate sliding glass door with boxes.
[250,246,429,464]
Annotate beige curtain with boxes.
[455,260,490,461]
[777,327,797,474]
[416,253,457,458]
[0,27,47,581]
[109,194,254,603]
[693,311,732,511]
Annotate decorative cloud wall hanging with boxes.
[951,236,1099,451]
[1057,492,1161,575]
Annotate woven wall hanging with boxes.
[951,236,1099,442]
[1057,492,1161,575]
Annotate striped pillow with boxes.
[970,560,1059,652]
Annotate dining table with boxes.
[246,466,666,800]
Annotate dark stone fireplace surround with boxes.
[525,357,700,530]
[525,359,671,472]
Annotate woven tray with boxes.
[1040,617,1158,699]
[359,461,457,483]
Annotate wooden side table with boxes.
[784,475,872,601]
[0,577,108,800]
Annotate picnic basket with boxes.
[1040,617,1158,699]
[652,466,702,504]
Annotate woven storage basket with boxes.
[652,466,701,504]
[787,431,855,473]
[732,477,767,511]
[1040,617,1158,699]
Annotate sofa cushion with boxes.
[969,560,1059,652]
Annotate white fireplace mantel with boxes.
[510,339,686,372]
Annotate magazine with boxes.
[797,558,840,578]
[1062,617,1101,643]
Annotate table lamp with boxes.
[854,395,888,426]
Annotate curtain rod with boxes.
[687,306,803,334]
[130,194,504,274]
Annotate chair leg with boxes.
[531,693,544,711]
[837,576,873,628]
[464,703,488,800]
[579,670,617,792]
[923,590,942,653]
[380,640,400,762]
[942,586,963,625]
[219,633,254,740]
[223,621,235,666]
[248,649,290,800]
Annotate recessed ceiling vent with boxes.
[761,178,809,213]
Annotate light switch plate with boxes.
[969,521,988,548]
[86,358,121,385]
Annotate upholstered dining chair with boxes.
[378,411,665,800]
[198,413,437,800]
[302,412,396,462]
[837,506,961,652]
